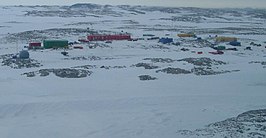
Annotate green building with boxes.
[216,46,226,50]
[43,40,68,49]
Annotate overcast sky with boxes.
[0,0,266,8]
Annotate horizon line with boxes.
[0,3,265,9]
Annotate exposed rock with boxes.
[237,109,266,123]
[2,59,42,69]
[143,58,175,63]
[24,72,36,77]
[100,65,126,69]
[180,48,190,51]
[1,54,42,69]
[177,57,226,67]
[140,44,169,50]
[191,67,239,76]
[178,109,266,138]
[53,69,90,78]
[249,61,266,69]
[156,67,191,74]
[2,28,97,43]
[24,4,123,18]
[249,61,266,66]
[72,65,97,69]
[139,75,157,81]
[134,63,159,69]
[39,69,50,77]
[0,54,14,59]
[70,3,102,9]
[64,56,114,61]
[72,65,126,70]
[22,68,92,78]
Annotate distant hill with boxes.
[70,3,102,9]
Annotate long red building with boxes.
[87,34,131,41]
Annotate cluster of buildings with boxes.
[19,30,264,60]
[28,40,68,50]
[26,32,203,50]
[28,34,132,50]
[24,31,253,58]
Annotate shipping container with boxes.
[43,40,68,49]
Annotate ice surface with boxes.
[0,4,266,138]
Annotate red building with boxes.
[87,34,131,41]
[29,42,42,49]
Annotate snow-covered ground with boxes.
[0,4,266,138]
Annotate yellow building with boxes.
[177,33,196,38]
[215,37,237,42]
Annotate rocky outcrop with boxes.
[178,109,266,138]
[22,68,92,78]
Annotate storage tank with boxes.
[19,50,30,59]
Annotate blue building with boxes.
[159,38,173,44]
[229,41,241,46]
